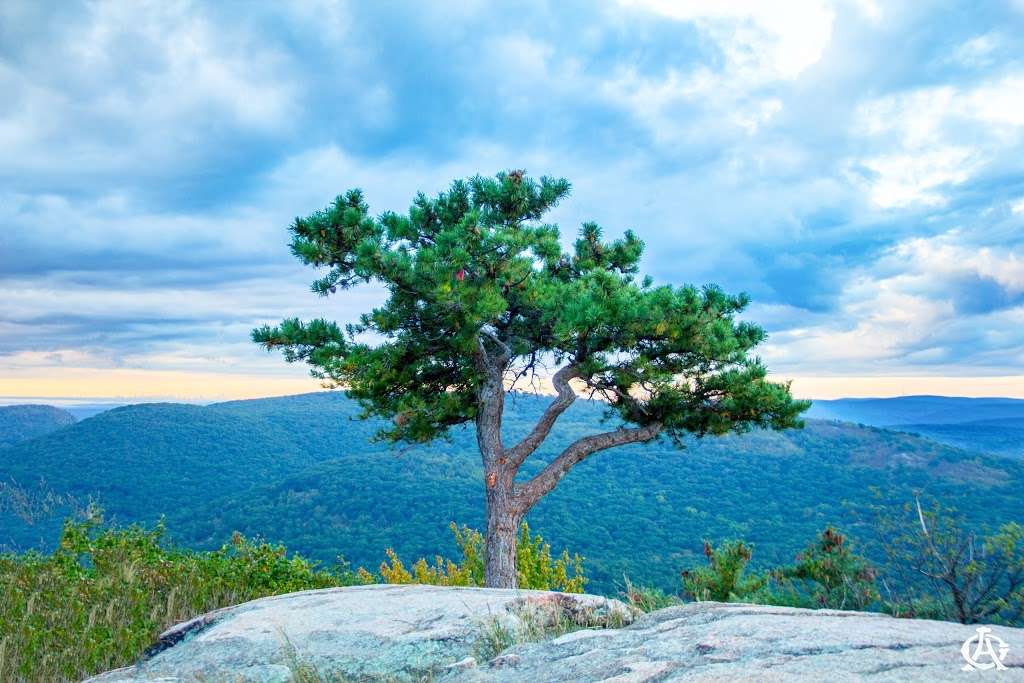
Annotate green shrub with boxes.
[0,513,358,682]
[516,522,586,592]
[766,526,878,610]
[681,540,766,602]
[680,528,878,611]
[0,513,588,681]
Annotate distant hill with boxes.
[806,395,1024,425]
[0,405,76,448]
[805,396,1024,459]
[61,402,127,420]
[2,392,1022,593]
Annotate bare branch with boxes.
[506,364,581,470]
[915,494,956,578]
[915,495,929,536]
[516,422,662,509]
[507,350,541,392]
[581,375,650,416]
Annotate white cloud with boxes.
[764,275,955,368]
[892,232,1024,294]
[852,74,1024,208]
[0,1,298,183]
[602,1,835,144]
[619,0,835,81]
[4,0,1024,394]
[859,146,977,208]
[854,0,882,21]
[70,1,295,129]
[949,32,1001,67]
[0,190,284,261]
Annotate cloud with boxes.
[850,73,1024,208]
[0,1,298,203]
[892,233,1024,296]
[2,0,1024,396]
[761,229,1024,374]
[619,0,836,81]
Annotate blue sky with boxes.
[2,0,1024,401]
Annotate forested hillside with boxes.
[0,398,376,535]
[2,392,1022,593]
[894,419,1024,460]
[0,405,76,448]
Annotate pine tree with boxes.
[253,170,809,588]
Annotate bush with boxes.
[1,513,588,681]
[865,495,1024,625]
[681,529,878,611]
[681,539,766,602]
[379,521,586,592]
[0,512,358,682]
[767,526,878,610]
[621,577,682,612]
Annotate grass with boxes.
[621,577,683,612]
[472,594,636,663]
[279,630,351,683]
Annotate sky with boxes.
[2,0,1024,403]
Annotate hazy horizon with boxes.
[5,382,1024,410]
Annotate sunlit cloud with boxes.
[619,0,835,80]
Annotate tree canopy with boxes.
[253,170,808,448]
[251,171,802,448]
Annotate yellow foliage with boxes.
[376,521,585,592]
[378,548,413,584]
[516,522,586,593]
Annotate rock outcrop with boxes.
[87,584,634,682]
[88,585,1024,682]
[451,602,1024,682]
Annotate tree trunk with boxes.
[474,344,522,589]
[484,470,521,588]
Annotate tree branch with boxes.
[506,364,580,470]
[516,422,662,509]
[971,563,1007,616]
[479,326,512,365]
